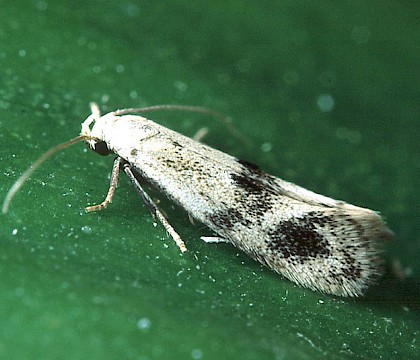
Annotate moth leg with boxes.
[123,164,187,253]
[200,236,230,244]
[85,157,122,213]
[188,213,196,225]
[192,127,209,142]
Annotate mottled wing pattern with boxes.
[102,115,392,297]
[204,158,391,296]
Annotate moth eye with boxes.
[93,141,112,156]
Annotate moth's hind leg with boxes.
[200,236,230,244]
[85,157,122,213]
[192,127,209,142]
[123,163,187,253]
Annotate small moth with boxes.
[3,103,393,297]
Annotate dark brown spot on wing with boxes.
[209,208,251,229]
[267,216,331,261]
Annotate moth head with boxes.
[80,102,112,156]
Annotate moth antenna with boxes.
[2,135,86,214]
[114,104,252,146]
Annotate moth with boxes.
[3,103,393,296]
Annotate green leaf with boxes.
[1,1,418,359]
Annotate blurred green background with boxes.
[0,1,418,359]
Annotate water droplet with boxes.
[116,64,125,73]
[81,225,92,235]
[261,142,273,153]
[191,349,203,359]
[137,317,151,331]
[317,94,335,112]
[174,80,188,93]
